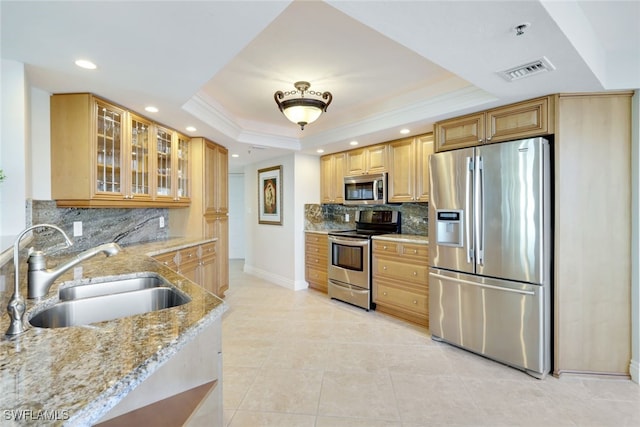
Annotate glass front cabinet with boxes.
[51,93,190,207]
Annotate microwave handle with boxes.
[373,179,379,201]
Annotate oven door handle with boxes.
[328,236,369,246]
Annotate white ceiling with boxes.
[2,0,639,172]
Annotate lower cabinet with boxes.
[153,241,218,296]
[372,238,429,327]
[305,232,328,293]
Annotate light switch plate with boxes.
[159,217,165,228]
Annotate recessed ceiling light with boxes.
[145,106,159,113]
[316,149,325,154]
[75,59,97,70]
[400,129,410,135]
[186,126,197,132]
[231,154,239,158]
[350,141,358,146]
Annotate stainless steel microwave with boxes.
[343,173,387,205]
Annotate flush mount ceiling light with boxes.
[274,81,332,130]
[75,59,97,70]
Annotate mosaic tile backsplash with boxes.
[305,203,428,235]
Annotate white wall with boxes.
[243,152,320,290]
[0,60,28,237]
[228,173,245,259]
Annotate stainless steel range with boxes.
[327,210,401,310]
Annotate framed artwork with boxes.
[258,165,282,225]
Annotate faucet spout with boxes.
[6,224,73,336]
[27,242,121,299]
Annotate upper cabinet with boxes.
[434,96,554,152]
[388,134,433,203]
[320,152,345,204]
[51,93,190,208]
[345,143,388,175]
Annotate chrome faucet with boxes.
[27,242,121,299]
[6,224,73,336]
[5,224,122,336]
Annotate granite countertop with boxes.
[372,234,429,244]
[0,237,224,426]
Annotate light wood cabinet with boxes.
[345,143,388,175]
[553,92,632,377]
[388,133,433,203]
[320,153,345,204]
[434,96,553,152]
[305,232,328,293]
[372,238,429,327]
[50,93,190,207]
[171,137,229,298]
[152,242,216,295]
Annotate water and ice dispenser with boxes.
[436,210,464,247]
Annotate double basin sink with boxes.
[29,274,191,329]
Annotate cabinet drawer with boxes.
[305,253,327,266]
[305,233,328,246]
[375,283,427,314]
[199,242,216,257]
[179,246,199,263]
[400,243,429,260]
[153,251,179,271]
[373,257,428,284]
[306,243,327,257]
[372,240,399,254]
[306,265,328,289]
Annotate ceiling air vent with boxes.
[499,57,555,82]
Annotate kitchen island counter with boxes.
[0,238,225,426]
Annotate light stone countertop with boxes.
[372,234,429,244]
[0,237,224,426]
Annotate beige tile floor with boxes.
[222,260,640,427]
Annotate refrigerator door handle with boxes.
[429,272,536,296]
[466,156,474,264]
[475,155,485,266]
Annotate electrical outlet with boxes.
[345,213,350,222]
[159,217,165,228]
[73,221,83,237]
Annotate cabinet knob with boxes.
[413,271,417,276]
[383,266,387,270]
[383,292,388,296]
[413,249,418,254]
[487,136,492,141]
[163,261,169,265]
[383,245,388,250]
[413,300,418,304]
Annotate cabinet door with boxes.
[434,112,484,152]
[333,153,345,203]
[388,138,415,203]
[176,133,191,202]
[415,134,434,202]
[127,113,152,201]
[214,145,229,214]
[345,148,366,175]
[320,155,334,203]
[366,144,388,173]
[155,125,174,201]
[486,96,551,143]
[205,215,229,297]
[95,99,126,198]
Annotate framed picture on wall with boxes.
[258,165,282,225]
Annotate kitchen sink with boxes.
[29,275,191,329]
[58,274,172,301]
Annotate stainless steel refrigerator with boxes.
[428,137,551,378]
